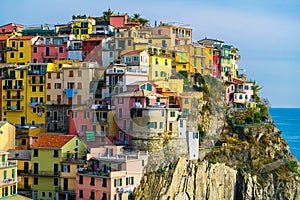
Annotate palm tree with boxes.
[252,80,263,102]
[130,13,149,26]
[101,8,114,22]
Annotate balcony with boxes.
[0,177,21,186]
[0,161,17,168]
[42,52,58,58]
[77,168,126,178]
[61,157,86,164]
[2,85,12,89]
[18,183,32,190]
[1,74,15,79]
[2,106,24,111]
[27,70,46,75]
[3,95,24,100]
[17,170,31,176]
[31,170,60,177]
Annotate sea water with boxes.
[269,108,300,160]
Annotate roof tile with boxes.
[32,134,75,148]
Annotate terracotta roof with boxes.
[84,37,105,41]
[32,134,75,148]
[0,35,9,40]
[114,89,165,98]
[121,49,144,55]
[9,36,35,40]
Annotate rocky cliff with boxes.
[134,75,300,200]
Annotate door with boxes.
[63,178,68,191]
[1,154,5,162]
[21,116,26,126]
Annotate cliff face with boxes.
[134,158,300,200]
[134,76,300,200]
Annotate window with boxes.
[102,193,107,200]
[193,132,198,139]
[55,83,61,89]
[47,83,51,89]
[56,73,60,79]
[62,164,70,172]
[12,41,15,47]
[48,192,52,198]
[33,47,38,53]
[126,177,134,185]
[239,94,243,99]
[78,70,82,77]
[102,178,107,187]
[32,86,36,92]
[170,111,175,117]
[33,177,38,185]
[69,70,73,77]
[84,111,90,119]
[114,178,122,187]
[244,85,249,90]
[19,52,23,58]
[90,191,95,200]
[155,71,158,77]
[155,58,158,64]
[183,108,189,115]
[118,108,122,118]
[159,122,163,129]
[184,98,189,104]
[90,177,95,186]
[42,192,45,197]
[39,86,43,92]
[77,82,82,89]
[47,73,51,79]
[180,120,184,128]
[73,111,77,118]
[53,178,58,186]
[53,150,59,157]
[79,175,83,184]
[59,47,64,53]
[33,149,38,157]
[118,97,123,104]
[147,122,157,129]
[79,190,83,198]
[10,52,14,58]
[128,40,132,46]
[21,139,26,145]
[33,58,37,63]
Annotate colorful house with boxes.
[82,38,103,62]
[8,150,32,198]
[174,43,205,74]
[76,145,148,200]
[0,121,16,151]
[6,36,39,65]
[148,46,172,81]
[171,50,190,72]
[0,23,24,34]
[31,36,68,63]
[31,134,87,200]
[71,18,95,40]
[151,24,192,49]
[0,35,9,63]
[0,151,19,198]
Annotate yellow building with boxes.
[171,50,190,72]
[221,44,232,81]
[230,47,240,79]
[0,122,16,151]
[31,134,87,200]
[15,126,47,150]
[203,45,214,75]
[8,150,32,198]
[148,46,172,81]
[148,35,172,49]
[0,151,19,198]
[1,64,47,127]
[6,36,38,65]
[174,43,205,74]
[71,18,95,40]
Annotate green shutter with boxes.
[120,178,122,186]
[126,177,128,185]
[4,170,7,179]
[12,169,15,178]
[86,131,95,142]
[114,179,116,187]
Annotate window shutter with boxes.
[126,177,128,185]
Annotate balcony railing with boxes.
[3,95,24,100]
[0,177,21,186]
[61,157,86,164]
[0,161,17,168]
[2,106,24,111]
[18,183,32,190]
[41,52,58,58]
[31,170,60,177]
[10,85,23,90]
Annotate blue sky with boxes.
[1,0,299,107]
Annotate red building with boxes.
[0,23,24,34]
[82,38,103,62]
[31,36,68,63]
[213,48,221,77]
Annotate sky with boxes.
[1,0,299,107]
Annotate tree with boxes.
[252,80,263,102]
[129,13,149,26]
[101,8,114,22]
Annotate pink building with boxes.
[82,38,103,62]
[76,146,148,200]
[109,14,128,28]
[0,23,24,34]
[213,48,220,77]
[31,36,68,63]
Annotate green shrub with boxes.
[245,116,254,123]
[286,161,298,173]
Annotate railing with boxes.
[11,85,23,90]
[0,161,17,168]
[61,157,86,164]
[17,170,31,176]
[31,171,60,176]
[2,106,24,111]
[0,177,21,186]
[41,52,58,58]
[18,183,32,190]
